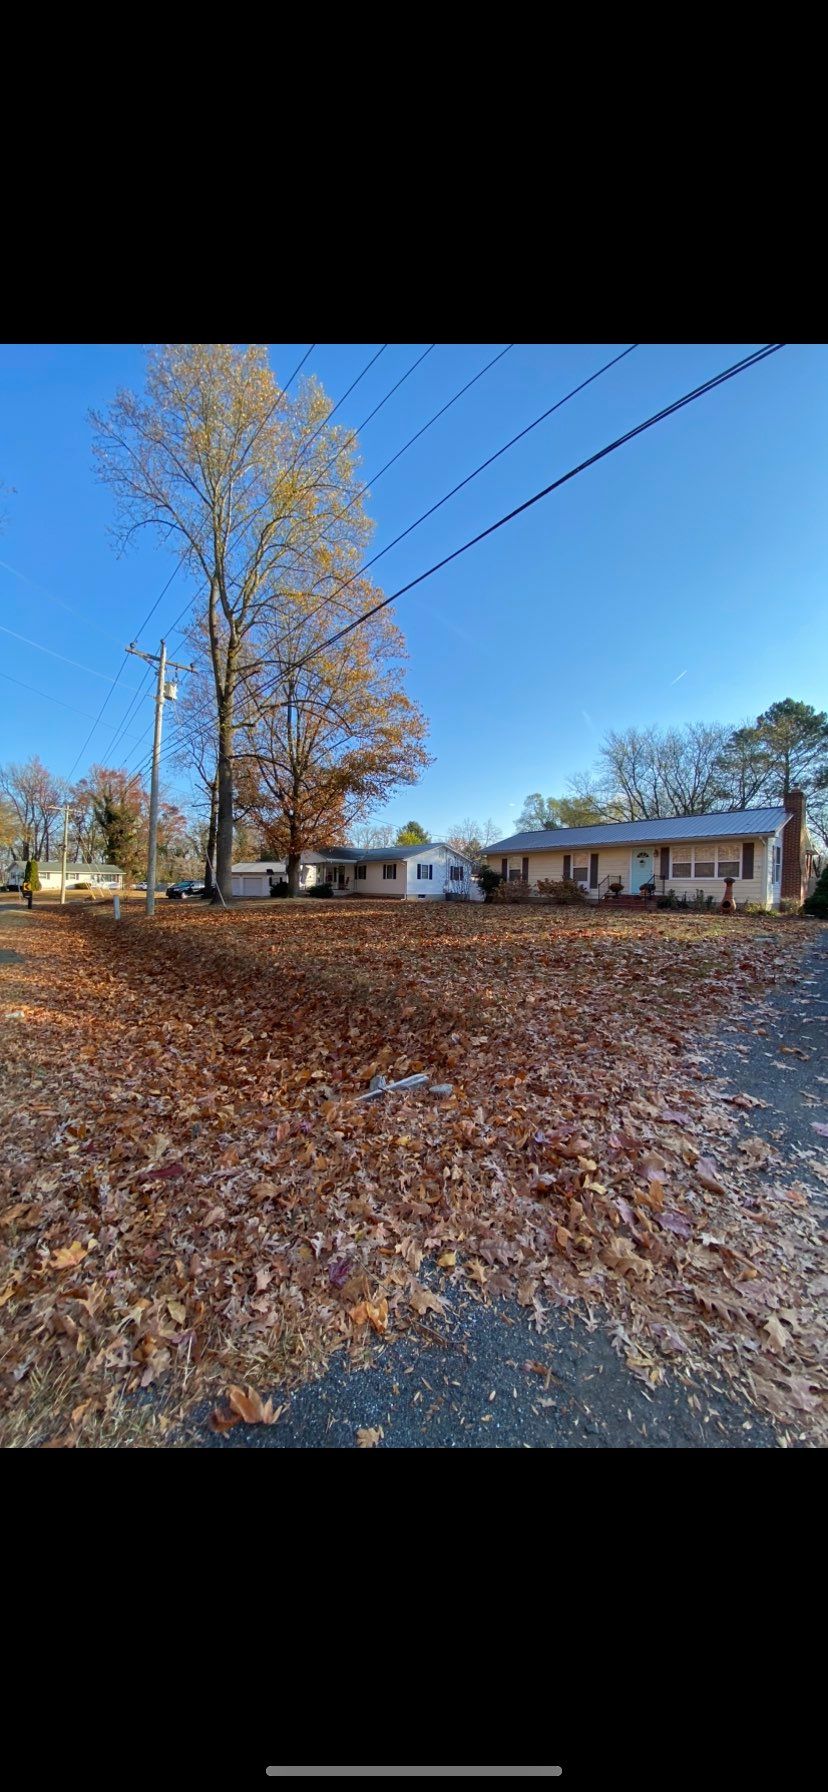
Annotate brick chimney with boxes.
[780,788,805,901]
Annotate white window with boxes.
[382,863,397,880]
[572,864,588,884]
[717,845,741,878]
[416,863,433,880]
[774,845,781,880]
[356,864,366,880]
[671,850,714,879]
[449,865,463,882]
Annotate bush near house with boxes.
[803,864,828,917]
[307,882,334,899]
[779,897,803,915]
[535,878,590,905]
[492,878,533,904]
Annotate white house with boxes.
[231,844,481,901]
[484,798,812,910]
[4,861,125,892]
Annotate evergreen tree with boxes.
[803,863,828,918]
[395,820,429,845]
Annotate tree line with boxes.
[515,700,828,849]
[0,756,194,884]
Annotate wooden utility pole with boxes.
[59,802,70,905]
[126,639,195,917]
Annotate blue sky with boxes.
[1,342,825,839]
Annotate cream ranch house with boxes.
[484,792,812,910]
[231,843,480,901]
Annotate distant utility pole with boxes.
[59,802,70,905]
[126,638,195,918]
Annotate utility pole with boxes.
[59,802,70,905]
[126,639,195,918]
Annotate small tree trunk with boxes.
[204,778,218,895]
[287,852,301,897]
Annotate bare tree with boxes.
[0,757,65,860]
[92,344,379,901]
[446,817,501,861]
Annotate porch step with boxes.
[602,893,658,909]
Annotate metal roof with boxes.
[232,844,472,869]
[486,807,792,854]
[354,843,470,863]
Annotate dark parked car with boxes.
[166,880,206,900]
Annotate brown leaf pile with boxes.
[1,902,826,1446]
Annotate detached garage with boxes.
[230,860,285,899]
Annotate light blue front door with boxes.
[631,850,654,893]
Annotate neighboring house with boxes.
[484,793,813,909]
[231,844,480,900]
[230,861,287,899]
[4,861,125,892]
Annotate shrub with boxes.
[779,896,803,915]
[803,865,828,917]
[743,901,770,915]
[307,881,333,899]
[658,889,679,910]
[492,878,532,903]
[269,879,289,898]
[24,859,40,893]
[536,877,589,905]
[477,866,502,901]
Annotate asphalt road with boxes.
[188,928,827,1449]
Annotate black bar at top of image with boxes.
[265,1771,563,1779]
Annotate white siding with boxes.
[406,847,448,899]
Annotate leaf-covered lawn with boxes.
[1,902,826,1447]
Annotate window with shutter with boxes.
[501,858,508,880]
[589,853,599,889]
[522,857,529,883]
[742,842,754,880]
[660,848,670,879]
[563,854,571,879]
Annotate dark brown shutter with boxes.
[589,853,599,889]
[563,854,571,879]
[522,856,529,884]
[660,847,670,879]
[501,858,508,880]
[742,842,754,880]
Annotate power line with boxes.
[355,344,515,504]
[105,662,155,758]
[0,623,144,688]
[0,667,148,740]
[271,343,638,649]
[303,343,785,665]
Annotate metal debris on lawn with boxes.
[358,1072,431,1101]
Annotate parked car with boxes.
[166,880,206,900]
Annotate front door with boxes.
[631,849,653,893]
